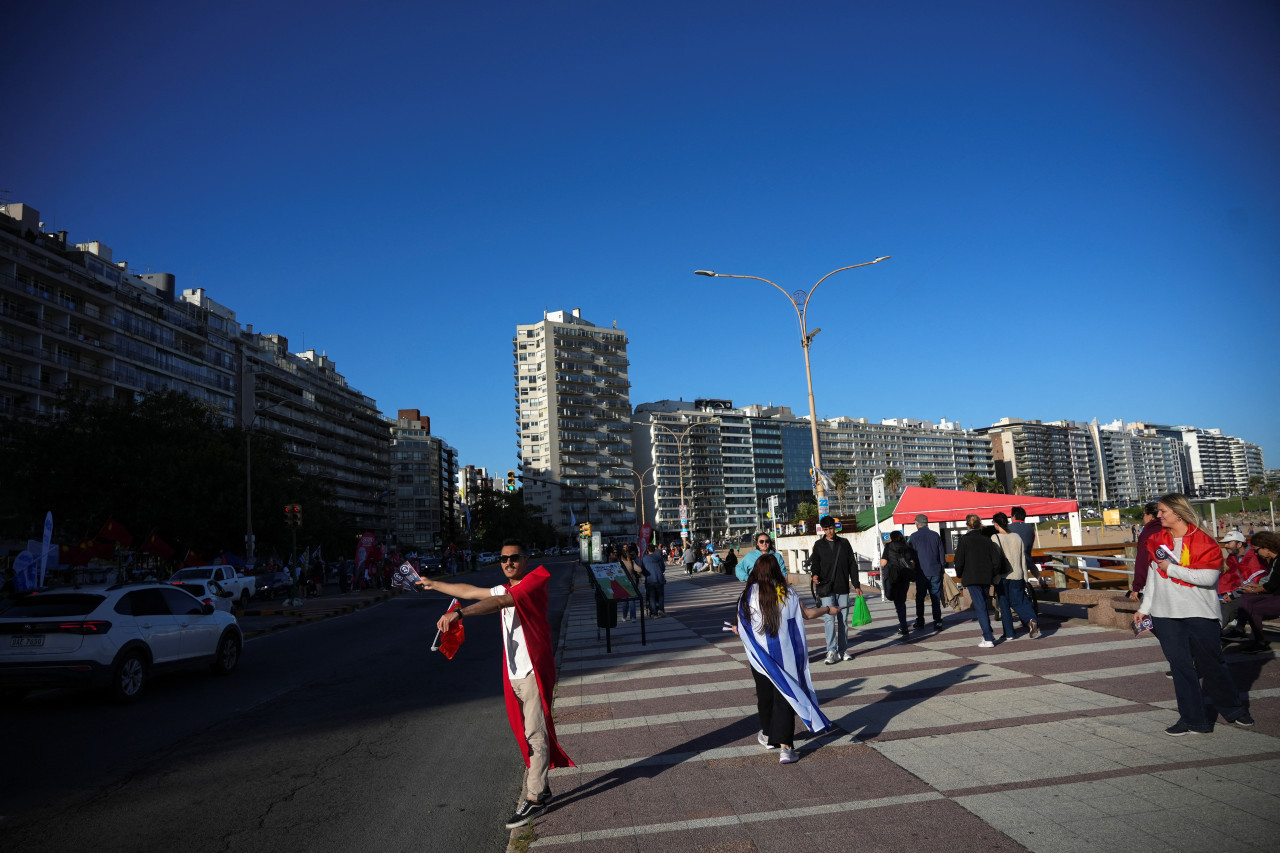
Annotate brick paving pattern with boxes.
[523,564,1280,852]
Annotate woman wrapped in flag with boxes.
[735,553,838,763]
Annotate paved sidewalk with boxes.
[523,564,1280,852]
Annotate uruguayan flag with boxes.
[737,588,831,733]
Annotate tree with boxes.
[792,501,819,525]
[883,467,903,499]
[960,471,982,492]
[832,468,850,513]
[918,472,937,489]
[1011,477,1030,496]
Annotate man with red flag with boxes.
[417,538,572,829]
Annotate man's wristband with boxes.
[454,609,464,621]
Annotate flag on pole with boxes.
[40,512,53,588]
[569,504,577,528]
[97,518,133,547]
[430,598,465,659]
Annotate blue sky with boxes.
[6,1,1279,477]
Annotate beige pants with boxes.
[511,671,549,801]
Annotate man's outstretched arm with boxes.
[436,591,514,632]
[415,576,493,600]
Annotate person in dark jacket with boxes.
[879,530,916,640]
[954,513,1002,648]
[811,516,863,664]
[909,513,946,631]
[1127,502,1162,600]
[723,548,738,577]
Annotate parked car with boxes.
[171,579,236,612]
[253,571,293,600]
[0,582,243,702]
[169,565,255,609]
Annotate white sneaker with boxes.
[778,747,798,764]
[757,731,777,750]
[824,652,839,666]
[977,640,995,648]
[842,650,856,661]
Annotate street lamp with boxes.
[245,397,288,564]
[694,258,890,510]
[609,464,657,530]
[651,417,718,544]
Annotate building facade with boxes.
[980,418,1099,503]
[389,409,458,554]
[1180,427,1266,498]
[1090,420,1186,505]
[515,309,634,540]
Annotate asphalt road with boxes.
[0,556,577,852]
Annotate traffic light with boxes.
[284,505,294,525]
[583,522,592,538]
[294,504,302,527]
[284,504,302,527]
[507,470,516,491]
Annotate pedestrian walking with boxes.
[732,552,835,764]
[955,514,1003,648]
[992,512,1039,639]
[1134,494,1253,734]
[909,513,946,631]
[879,531,916,639]
[682,543,699,575]
[810,515,863,664]
[640,544,667,617]
[416,539,574,827]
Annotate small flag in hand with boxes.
[436,599,465,660]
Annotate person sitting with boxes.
[1223,531,1280,653]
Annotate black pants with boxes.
[751,667,794,747]
[889,580,911,629]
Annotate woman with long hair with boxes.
[734,553,835,764]
[993,512,1040,639]
[1135,493,1253,734]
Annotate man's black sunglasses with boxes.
[498,553,523,564]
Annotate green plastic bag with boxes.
[849,594,872,628]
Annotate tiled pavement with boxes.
[523,564,1280,852]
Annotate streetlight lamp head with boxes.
[873,256,891,263]
[693,270,717,277]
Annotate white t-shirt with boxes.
[491,584,533,680]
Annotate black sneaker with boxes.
[1229,713,1255,727]
[1164,722,1190,737]
[933,621,943,631]
[913,620,925,630]
[505,798,547,829]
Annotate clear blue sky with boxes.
[7,1,1278,477]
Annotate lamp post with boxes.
[245,398,288,564]
[694,258,890,511]
[652,418,717,545]
[609,464,657,530]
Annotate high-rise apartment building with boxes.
[240,332,390,536]
[2,201,398,537]
[1090,420,1186,504]
[1180,427,1266,497]
[632,400,997,539]
[514,309,634,540]
[388,409,458,553]
[979,418,1099,503]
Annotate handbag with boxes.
[940,572,964,612]
[849,594,873,627]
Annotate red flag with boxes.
[97,518,133,547]
[438,599,466,660]
[182,549,202,567]
[142,532,175,560]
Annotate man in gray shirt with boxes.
[908,513,946,631]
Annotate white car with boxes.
[0,582,243,702]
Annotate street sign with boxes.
[679,504,688,521]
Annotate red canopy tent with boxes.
[891,486,1078,524]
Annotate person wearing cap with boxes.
[908,513,946,631]
[810,515,862,664]
[1219,530,1265,633]
[1126,502,1162,601]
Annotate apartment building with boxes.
[1090,420,1186,504]
[514,309,634,540]
[632,400,729,542]
[980,418,1099,502]
[1180,427,1266,497]
[388,409,458,553]
[240,332,390,535]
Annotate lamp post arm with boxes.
[803,258,891,315]
[708,272,804,341]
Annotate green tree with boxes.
[832,468,850,512]
[883,467,903,499]
[792,501,819,525]
[960,471,982,492]
[1011,476,1030,496]
[918,472,937,489]
[0,389,352,561]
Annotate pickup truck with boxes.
[169,565,256,608]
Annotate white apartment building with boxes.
[632,400,731,543]
[1180,427,1266,497]
[1091,420,1186,504]
[514,309,634,540]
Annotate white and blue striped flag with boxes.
[737,588,831,733]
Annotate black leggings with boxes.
[889,580,911,628]
[751,667,795,747]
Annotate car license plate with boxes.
[11,635,45,647]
